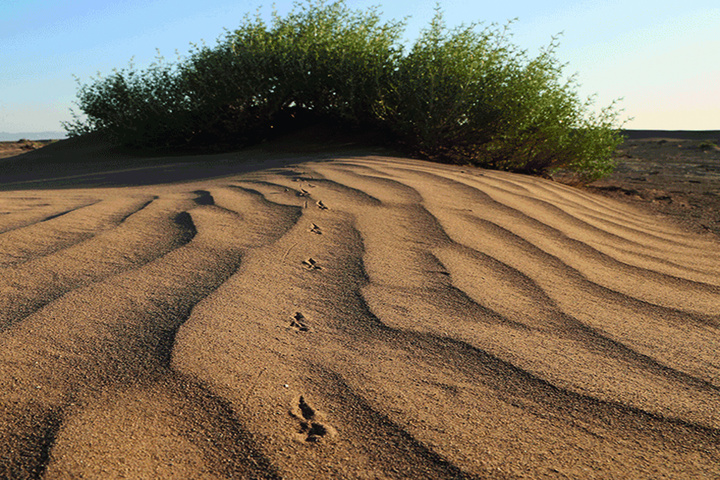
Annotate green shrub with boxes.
[173,1,404,145]
[63,60,192,147]
[64,0,626,182]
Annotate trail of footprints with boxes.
[291,184,335,442]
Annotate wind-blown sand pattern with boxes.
[0,155,719,479]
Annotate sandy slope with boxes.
[0,154,719,479]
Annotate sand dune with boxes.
[0,154,718,479]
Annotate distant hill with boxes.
[0,131,67,141]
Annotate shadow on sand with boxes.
[0,128,390,191]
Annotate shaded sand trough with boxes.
[0,153,719,478]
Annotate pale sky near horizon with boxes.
[1,0,718,137]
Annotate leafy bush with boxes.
[63,60,191,147]
[64,0,626,181]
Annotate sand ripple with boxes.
[0,156,718,479]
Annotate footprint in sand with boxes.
[290,312,310,332]
[308,223,322,234]
[291,396,336,443]
[316,200,328,210]
[302,258,322,271]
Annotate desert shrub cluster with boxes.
[64,0,625,181]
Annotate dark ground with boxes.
[587,130,720,239]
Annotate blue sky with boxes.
[1,0,718,136]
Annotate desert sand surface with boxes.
[1,135,719,479]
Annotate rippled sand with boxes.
[1,155,719,478]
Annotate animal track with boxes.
[316,200,328,210]
[302,258,322,271]
[308,223,322,234]
[192,190,215,206]
[291,396,335,443]
[290,312,310,332]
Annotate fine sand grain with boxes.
[0,151,719,479]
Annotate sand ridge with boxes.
[0,155,718,478]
